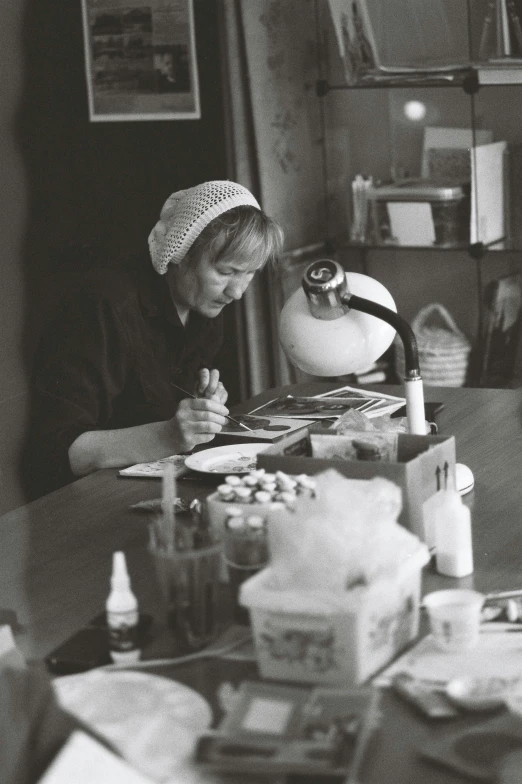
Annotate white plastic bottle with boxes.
[434,490,474,578]
[106,551,140,663]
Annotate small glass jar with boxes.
[224,512,269,625]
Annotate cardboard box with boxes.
[257,427,456,542]
[239,544,429,686]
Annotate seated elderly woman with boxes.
[25,181,283,498]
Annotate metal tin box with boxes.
[368,181,470,246]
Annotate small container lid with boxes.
[111,551,131,591]
[368,181,466,202]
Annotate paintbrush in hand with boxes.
[170,381,255,432]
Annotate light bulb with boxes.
[404,100,426,121]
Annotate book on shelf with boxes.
[361,0,463,71]
[421,127,493,180]
[420,127,507,249]
[478,61,522,84]
[327,0,380,84]
[470,140,508,246]
[479,273,522,387]
[377,63,470,75]
[478,0,522,60]
[482,57,522,64]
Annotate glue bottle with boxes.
[106,551,140,663]
[434,490,474,578]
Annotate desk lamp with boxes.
[279,259,426,435]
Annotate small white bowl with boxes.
[455,462,475,495]
[445,676,509,711]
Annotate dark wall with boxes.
[0,0,240,513]
[19,0,230,357]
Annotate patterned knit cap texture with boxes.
[148,180,261,274]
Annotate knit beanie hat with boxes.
[148,180,261,274]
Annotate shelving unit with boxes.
[318,65,522,92]
[305,0,522,388]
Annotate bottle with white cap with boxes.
[106,551,140,663]
[434,490,474,578]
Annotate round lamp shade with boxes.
[279,271,397,376]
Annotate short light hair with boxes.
[185,206,284,269]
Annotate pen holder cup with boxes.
[151,543,223,653]
[224,531,269,626]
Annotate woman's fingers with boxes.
[174,394,236,450]
[177,397,229,428]
[189,420,226,434]
[205,369,221,397]
[197,368,221,398]
[196,368,210,396]
[188,397,228,416]
[196,369,228,408]
[214,381,229,405]
[188,413,228,428]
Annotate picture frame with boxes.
[80,0,201,122]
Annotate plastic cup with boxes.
[151,543,223,652]
[423,589,484,652]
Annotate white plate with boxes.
[185,442,270,474]
[445,675,510,711]
[53,669,212,781]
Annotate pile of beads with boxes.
[216,469,316,508]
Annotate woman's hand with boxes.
[169,396,229,451]
[196,368,229,405]
[69,368,231,473]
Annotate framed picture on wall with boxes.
[80,0,201,121]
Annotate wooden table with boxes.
[2,383,522,783]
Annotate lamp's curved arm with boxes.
[344,294,420,376]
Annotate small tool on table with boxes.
[170,381,255,432]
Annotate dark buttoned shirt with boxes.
[24,258,223,498]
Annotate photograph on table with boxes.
[219,416,314,439]
[249,394,403,420]
[316,383,404,403]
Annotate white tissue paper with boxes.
[240,469,430,685]
[267,468,424,596]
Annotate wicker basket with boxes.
[395,303,471,387]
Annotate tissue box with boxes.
[239,544,429,685]
[257,428,455,542]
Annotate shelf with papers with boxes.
[318,65,522,93]
[308,0,522,388]
[333,240,507,255]
[316,69,477,95]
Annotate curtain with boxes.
[220,0,328,395]
[219,0,277,398]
